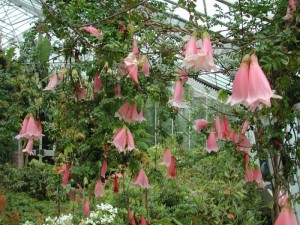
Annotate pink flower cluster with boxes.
[115,101,145,124]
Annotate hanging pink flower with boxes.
[241,121,250,134]
[167,156,177,178]
[94,73,102,93]
[215,115,222,139]
[114,84,123,98]
[128,209,137,225]
[132,38,139,54]
[112,127,135,152]
[124,52,139,85]
[84,199,90,216]
[206,132,218,152]
[227,54,250,106]
[113,175,119,193]
[22,138,34,155]
[140,215,147,225]
[169,79,183,106]
[199,32,218,72]
[101,159,107,178]
[162,148,172,166]
[229,131,239,144]
[112,128,127,152]
[274,204,298,225]
[247,54,282,111]
[115,102,145,124]
[133,168,150,189]
[44,74,58,91]
[182,36,202,71]
[244,153,249,169]
[237,134,252,153]
[245,165,265,187]
[221,115,231,139]
[61,163,70,188]
[94,179,104,198]
[141,55,150,77]
[193,119,209,132]
[80,26,102,36]
[15,116,29,139]
[21,115,43,140]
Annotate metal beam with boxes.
[7,0,42,17]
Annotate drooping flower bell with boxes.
[162,148,172,166]
[245,165,265,188]
[236,134,252,153]
[167,156,177,178]
[15,116,29,139]
[124,52,139,85]
[113,175,119,193]
[80,26,102,36]
[17,115,43,140]
[274,203,298,225]
[227,54,251,107]
[93,73,102,94]
[94,179,104,198]
[101,159,107,178]
[22,138,34,155]
[140,55,150,77]
[112,127,135,152]
[205,132,218,153]
[133,168,150,189]
[44,74,58,91]
[128,209,137,225]
[221,115,231,139]
[114,84,123,98]
[115,101,145,124]
[132,38,139,54]
[193,119,209,132]
[140,215,147,225]
[84,199,90,216]
[169,79,183,106]
[247,54,282,111]
[200,32,218,72]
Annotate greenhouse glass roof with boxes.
[0,0,240,93]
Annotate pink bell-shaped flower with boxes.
[22,138,34,155]
[206,132,218,152]
[167,156,177,178]
[274,204,298,225]
[44,74,58,91]
[94,179,104,198]
[61,163,70,188]
[193,119,209,132]
[278,193,289,207]
[169,79,183,106]
[94,73,102,94]
[126,128,135,151]
[162,148,172,166]
[112,128,127,152]
[244,153,249,169]
[22,115,43,140]
[245,165,265,187]
[128,209,137,225]
[182,36,202,71]
[215,115,222,139]
[15,116,29,139]
[115,102,145,124]
[101,159,107,178]
[36,118,42,135]
[227,54,250,106]
[199,32,218,72]
[133,168,150,189]
[80,26,102,36]
[84,199,90,216]
[124,52,139,85]
[247,54,282,111]
[221,115,231,139]
[140,215,147,225]
[289,0,296,11]
[112,127,135,152]
[132,38,139,54]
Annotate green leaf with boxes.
[172,218,184,225]
[217,89,228,102]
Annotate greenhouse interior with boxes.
[0,0,300,224]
